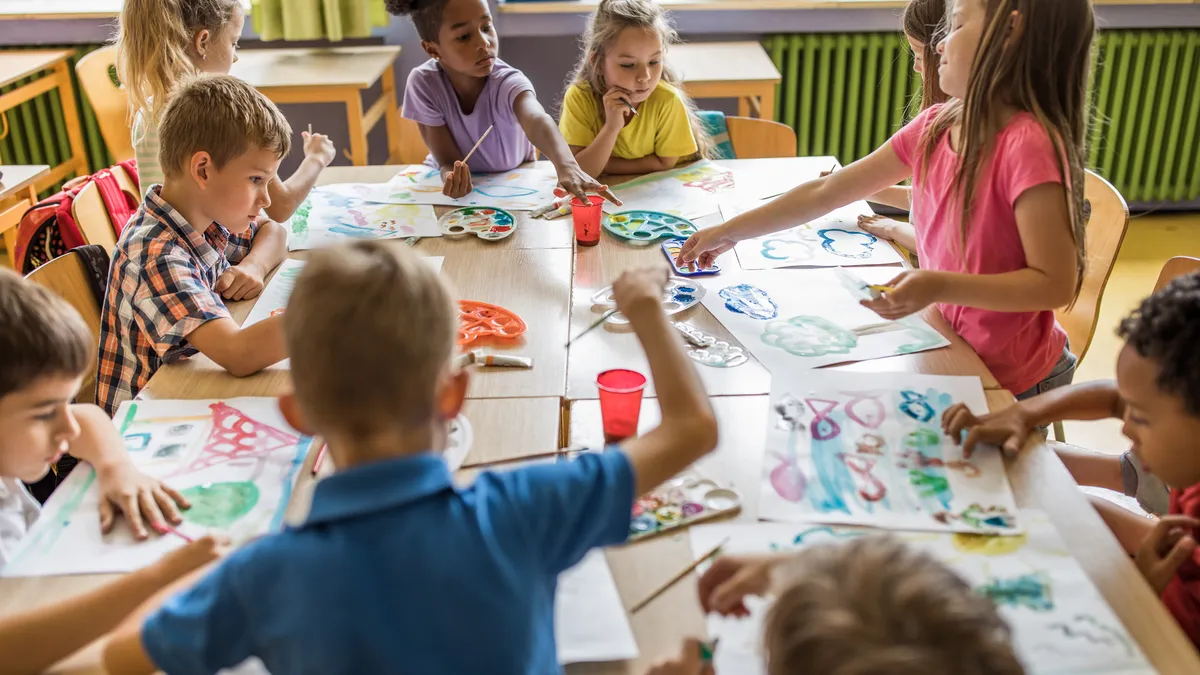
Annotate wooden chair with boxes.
[71,165,138,252]
[75,47,134,163]
[1154,256,1200,293]
[397,117,429,165]
[725,116,798,159]
[25,249,107,404]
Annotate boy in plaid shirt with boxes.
[98,75,291,415]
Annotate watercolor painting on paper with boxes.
[725,202,906,270]
[319,164,559,211]
[610,160,809,220]
[287,190,441,251]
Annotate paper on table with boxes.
[609,159,813,220]
[320,164,560,211]
[726,201,905,270]
[287,190,441,251]
[689,511,1154,675]
[555,550,639,665]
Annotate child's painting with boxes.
[758,369,1020,534]
[690,511,1153,675]
[609,160,805,220]
[287,190,441,251]
[698,268,949,373]
[724,202,906,270]
[319,164,560,211]
[2,398,313,577]
[556,550,639,665]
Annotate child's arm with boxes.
[185,315,286,377]
[511,91,615,203]
[216,219,288,302]
[866,185,912,211]
[600,155,680,176]
[67,405,190,539]
[860,216,918,253]
[0,537,221,675]
[263,131,337,223]
[679,142,911,269]
[418,123,474,199]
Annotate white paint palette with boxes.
[591,278,706,325]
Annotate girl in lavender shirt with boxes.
[388,0,617,203]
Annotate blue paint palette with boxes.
[628,476,742,542]
[662,238,720,276]
[604,210,698,243]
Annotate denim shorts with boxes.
[1016,341,1078,402]
[1120,451,1170,515]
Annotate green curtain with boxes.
[251,0,390,42]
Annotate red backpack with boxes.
[13,159,140,274]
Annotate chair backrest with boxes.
[725,116,798,159]
[1154,256,1200,293]
[397,118,430,165]
[1055,170,1130,366]
[71,181,119,252]
[75,47,134,163]
[25,250,105,404]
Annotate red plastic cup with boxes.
[596,369,647,444]
[571,195,604,247]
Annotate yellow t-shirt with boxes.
[559,81,698,160]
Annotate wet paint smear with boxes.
[672,292,695,305]
[978,572,1054,611]
[719,283,778,320]
[179,481,260,528]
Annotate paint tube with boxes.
[454,352,475,368]
[474,352,533,368]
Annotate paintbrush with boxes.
[564,308,619,347]
[630,537,730,613]
[620,97,639,117]
[461,125,493,166]
[152,522,195,544]
[310,439,329,476]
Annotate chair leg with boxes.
[1053,421,1066,443]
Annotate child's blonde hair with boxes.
[0,268,92,400]
[158,75,291,177]
[284,241,458,438]
[115,0,241,128]
[765,535,1025,675]
[570,0,714,159]
[903,0,950,111]
[920,0,1094,299]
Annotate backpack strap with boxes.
[70,245,112,307]
[90,169,139,238]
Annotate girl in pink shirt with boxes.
[680,0,1094,398]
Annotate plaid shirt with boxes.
[97,187,257,415]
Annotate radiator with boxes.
[764,30,1200,205]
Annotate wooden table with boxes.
[0,164,49,265]
[230,46,405,167]
[669,42,781,119]
[0,51,88,193]
[566,392,1200,674]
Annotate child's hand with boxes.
[1135,515,1200,593]
[442,161,473,199]
[155,535,230,578]
[646,639,713,675]
[302,130,336,167]
[943,403,1034,457]
[602,87,635,130]
[95,461,190,540]
[858,214,896,241]
[554,165,620,205]
[611,266,669,321]
[216,262,266,301]
[859,269,946,320]
[697,554,777,616]
[677,226,736,270]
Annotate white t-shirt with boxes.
[0,477,42,567]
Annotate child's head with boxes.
[571,0,713,157]
[0,269,92,483]
[1116,271,1200,489]
[903,0,950,109]
[387,0,498,79]
[765,535,1024,675]
[158,74,291,234]
[282,242,466,463]
[924,0,1095,296]
[116,0,244,124]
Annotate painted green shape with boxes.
[904,428,940,451]
[291,199,312,236]
[908,469,949,498]
[762,316,857,358]
[895,322,944,355]
[180,482,260,528]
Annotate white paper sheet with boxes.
[690,511,1154,675]
[759,369,1019,534]
[609,159,811,220]
[698,268,948,372]
[320,164,560,211]
[555,550,639,665]
[287,190,441,251]
[3,398,312,576]
[726,201,905,270]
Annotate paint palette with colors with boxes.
[438,206,517,241]
[591,278,706,325]
[604,210,698,243]
[628,475,742,542]
[662,238,720,276]
[458,300,527,345]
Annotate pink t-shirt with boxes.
[889,104,1068,394]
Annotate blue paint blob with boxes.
[719,283,778,320]
[673,292,695,304]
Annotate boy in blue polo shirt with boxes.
[104,240,719,674]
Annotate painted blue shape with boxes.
[898,390,935,422]
[719,283,778,320]
[124,433,152,452]
[474,185,538,198]
[328,223,387,239]
[818,228,878,259]
[806,408,853,515]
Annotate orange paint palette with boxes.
[458,300,527,346]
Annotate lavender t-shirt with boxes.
[402,58,537,173]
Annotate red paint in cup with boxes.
[571,195,604,247]
[596,369,647,444]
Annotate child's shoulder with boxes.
[997,112,1058,156]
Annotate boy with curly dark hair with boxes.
[946,271,1200,648]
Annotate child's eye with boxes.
[620,63,636,69]
[649,60,661,66]
[457,32,471,42]
[251,177,263,185]
[483,22,494,33]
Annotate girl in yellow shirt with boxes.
[559,0,712,177]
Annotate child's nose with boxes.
[936,39,946,55]
[55,408,81,445]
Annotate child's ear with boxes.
[421,40,440,62]
[437,369,469,421]
[278,393,316,436]
[194,29,211,60]
[1006,10,1025,45]
[189,152,213,188]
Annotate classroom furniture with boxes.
[73,46,132,163]
[0,50,89,193]
[1154,255,1200,292]
[24,248,106,403]
[669,42,781,120]
[725,116,797,159]
[0,164,49,265]
[229,46,405,167]
[70,164,138,251]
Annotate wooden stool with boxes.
[0,164,50,266]
[231,46,405,167]
[670,42,781,120]
[0,51,89,192]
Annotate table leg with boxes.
[737,96,752,118]
[380,65,403,165]
[759,84,777,122]
[54,61,90,177]
[345,90,368,166]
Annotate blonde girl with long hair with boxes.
[560,0,713,178]
[115,0,336,222]
[682,0,1093,401]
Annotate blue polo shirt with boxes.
[141,450,635,675]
